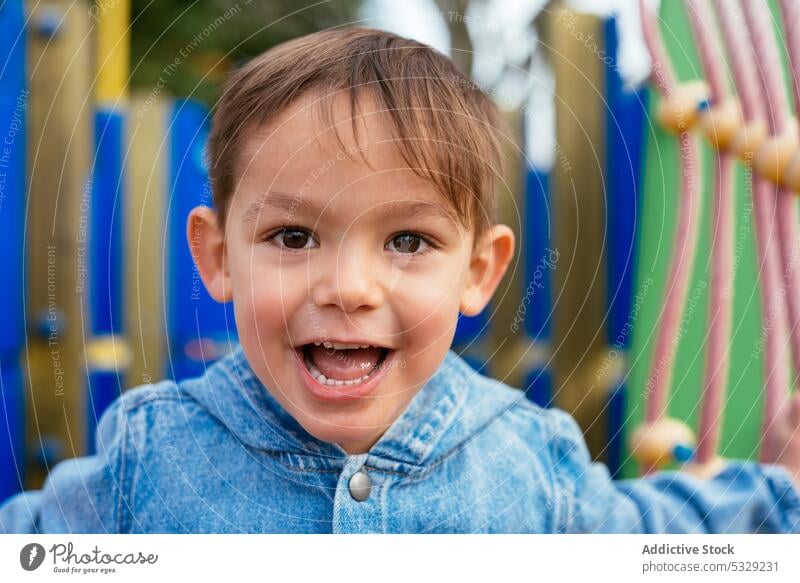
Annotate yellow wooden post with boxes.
[543,4,611,460]
[126,93,168,386]
[95,0,130,106]
[25,0,92,481]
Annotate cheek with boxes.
[391,256,467,350]
[230,250,309,339]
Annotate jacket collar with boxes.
[179,343,523,473]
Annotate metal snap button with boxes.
[348,470,372,502]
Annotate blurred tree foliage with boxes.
[130,0,363,105]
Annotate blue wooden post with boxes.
[603,16,648,477]
[167,99,236,381]
[0,0,27,502]
[521,165,554,407]
[86,0,131,453]
[86,107,127,454]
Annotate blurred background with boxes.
[0,0,789,502]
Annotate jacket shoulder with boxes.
[116,378,184,412]
[0,377,221,533]
[446,368,574,458]
[467,371,558,433]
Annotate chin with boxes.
[302,419,383,453]
[294,393,392,446]
[288,374,399,446]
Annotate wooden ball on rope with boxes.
[629,418,696,469]
[699,98,742,151]
[753,124,799,187]
[730,120,767,162]
[656,81,709,134]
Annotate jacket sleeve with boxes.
[0,396,127,534]
[548,408,800,533]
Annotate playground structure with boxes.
[2,0,798,504]
[0,0,233,502]
[631,0,800,475]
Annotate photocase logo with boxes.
[20,543,46,571]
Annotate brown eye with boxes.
[389,233,426,254]
[268,228,315,250]
[282,230,309,249]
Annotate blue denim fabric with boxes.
[2,345,799,533]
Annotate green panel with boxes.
[624,0,792,477]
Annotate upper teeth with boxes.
[314,341,374,350]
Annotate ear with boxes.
[186,206,232,302]
[459,224,516,316]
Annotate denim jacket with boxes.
[2,345,799,533]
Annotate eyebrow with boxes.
[241,190,322,223]
[241,190,459,226]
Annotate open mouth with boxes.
[295,342,393,388]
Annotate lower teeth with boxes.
[303,352,380,387]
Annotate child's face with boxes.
[190,91,514,453]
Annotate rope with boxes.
[739,0,796,460]
[685,0,735,465]
[639,0,704,430]
[776,0,800,383]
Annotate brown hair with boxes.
[208,26,506,239]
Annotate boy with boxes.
[2,27,799,533]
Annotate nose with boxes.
[311,243,384,312]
